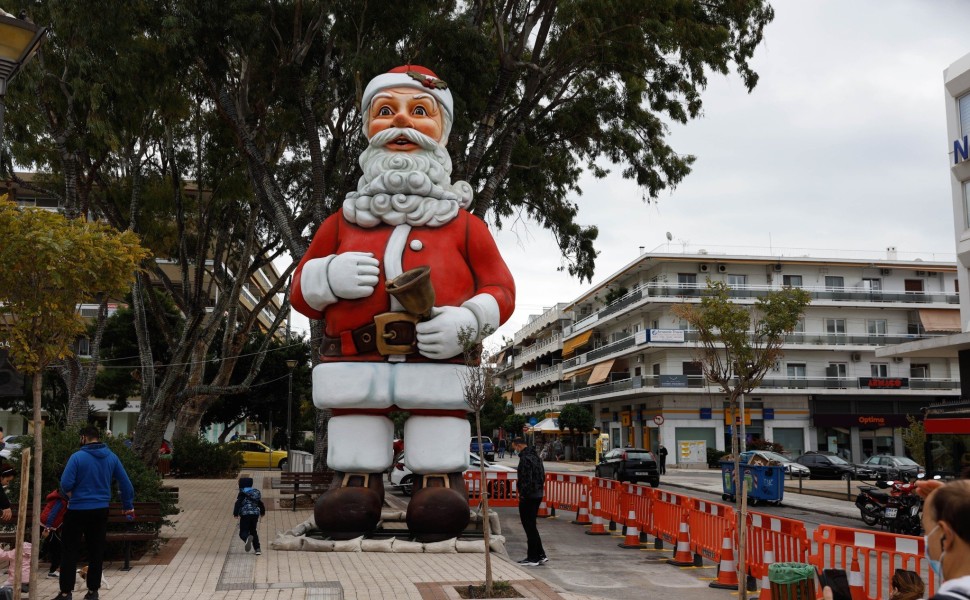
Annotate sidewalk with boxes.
[30,474,609,600]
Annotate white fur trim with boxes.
[298,256,337,311]
[313,362,470,410]
[461,294,501,339]
[327,415,394,472]
[404,416,470,473]
[313,362,393,409]
[392,363,471,410]
[384,224,411,312]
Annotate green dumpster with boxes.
[768,563,816,600]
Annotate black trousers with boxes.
[238,514,261,551]
[44,530,63,573]
[518,496,545,561]
[660,457,667,474]
[60,508,108,593]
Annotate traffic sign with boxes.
[653,415,665,425]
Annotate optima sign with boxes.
[955,135,970,164]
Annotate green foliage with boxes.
[748,439,785,453]
[707,448,730,468]
[0,200,149,374]
[574,446,596,461]
[7,427,178,526]
[171,436,241,478]
[603,287,629,305]
[503,413,527,436]
[902,415,925,466]
[558,404,595,434]
[468,386,512,437]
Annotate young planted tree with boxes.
[673,280,810,590]
[558,403,595,457]
[0,199,148,594]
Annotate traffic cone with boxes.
[848,554,867,600]
[709,525,740,589]
[537,500,551,518]
[759,538,775,600]
[572,488,591,525]
[618,509,641,549]
[666,516,695,566]
[585,501,609,535]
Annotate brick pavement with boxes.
[27,473,605,600]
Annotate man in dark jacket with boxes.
[512,437,547,566]
[658,444,668,475]
[52,426,134,600]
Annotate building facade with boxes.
[502,252,960,465]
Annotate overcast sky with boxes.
[291,1,970,348]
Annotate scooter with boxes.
[855,476,922,535]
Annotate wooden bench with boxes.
[280,472,331,511]
[0,502,163,571]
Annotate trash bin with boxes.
[720,461,785,505]
[768,562,816,600]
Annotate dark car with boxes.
[861,455,925,480]
[794,451,876,480]
[594,448,660,487]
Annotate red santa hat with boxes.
[361,65,454,141]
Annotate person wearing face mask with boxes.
[922,479,970,600]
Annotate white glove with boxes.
[415,306,479,360]
[328,252,380,299]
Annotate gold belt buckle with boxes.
[374,312,419,356]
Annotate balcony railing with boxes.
[561,330,951,370]
[515,393,562,412]
[516,333,563,365]
[556,375,959,402]
[564,283,958,335]
[519,364,563,389]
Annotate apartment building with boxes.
[501,251,960,465]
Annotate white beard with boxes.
[343,128,474,228]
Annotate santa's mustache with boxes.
[368,127,440,151]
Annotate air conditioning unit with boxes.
[880,268,892,276]
[916,270,928,277]
[892,357,905,364]
[717,264,728,273]
[850,352,862,362]
[699,264,710,273]
[773,264,783,273]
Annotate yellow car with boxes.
[229,440,289,469]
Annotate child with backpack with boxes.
[232,477,265,555]
[40,487,69,578]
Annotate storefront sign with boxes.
[813,414,910,427]
[635,330,648,345]
[858,377,909,389]
[648,329,686,343]
[679,440,707,464]
[620,411,631,426]
[763,408,774,420]
[659,374,688,387]
[955,135,969,165]
[699,407,712,420]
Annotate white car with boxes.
[741,450,811,478]
[0,435,26,460]
[388,452,514,496]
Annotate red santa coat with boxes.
[292,210,515,363]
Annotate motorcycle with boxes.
[855,476,923,535]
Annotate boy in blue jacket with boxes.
[233,477,265,555]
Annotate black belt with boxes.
[322,318,417,357]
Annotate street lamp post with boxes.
[0,9,46,146]
[285,359,298,471]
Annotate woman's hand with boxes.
[916,479,945,499]
[1,508,12,522]
[822,585,833,600]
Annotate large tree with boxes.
[0,199,147,594]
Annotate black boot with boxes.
[406,472,470,542]
[314,472,384,540]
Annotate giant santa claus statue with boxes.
[291,65,515,541]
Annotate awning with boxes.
[495,350,506,364]
[919,309,961,332]
[562,330,594,357]
[565,366,593,380]
[511,391,523,404]
[587,359,615,385]
[502,390,514,401]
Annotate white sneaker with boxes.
[255,550,261,556]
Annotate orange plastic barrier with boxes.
[621,483,653,548]
[745,510,810,580]
[590,477,623,530]
[810,525,939,600]
[650,488,695,550]
[689,499,735,565]
[463,470,519,507]
[544,473,591,517]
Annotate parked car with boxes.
[470,436,495,461]
[861,455,925,480]
[594,448,660,487]
[794,451,876,480]
[388,451,513,496]
[740,450,811,478]
[228,440,288,469]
